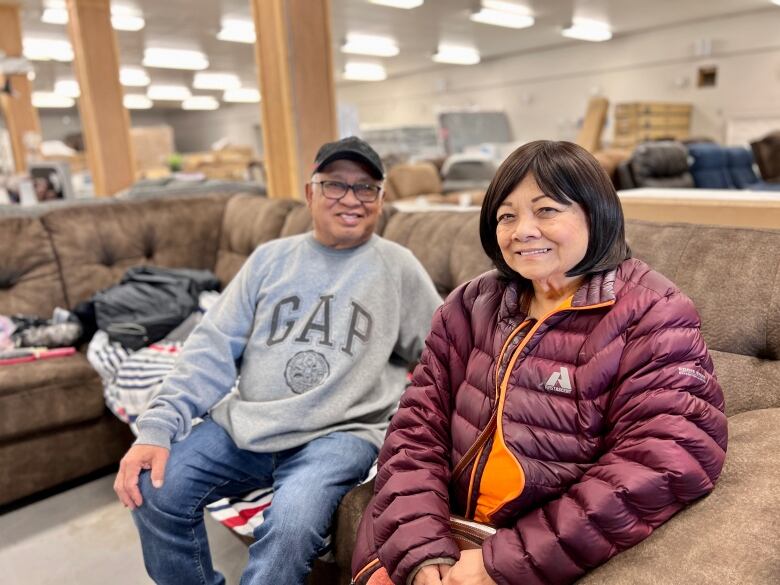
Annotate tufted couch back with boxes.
[0,194,231,316]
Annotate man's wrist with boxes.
[134,425,172,450]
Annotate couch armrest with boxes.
[333,479,376,580]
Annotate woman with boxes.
[352,141,727,585]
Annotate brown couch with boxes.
[1,193,777,584]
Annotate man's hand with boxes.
[442,550,496,585]
[113,444,169,510]
[414,564,452,585]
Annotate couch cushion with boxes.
[710,350,780,416]
[725,146,759,189]
[625,221,780,360]
[41,194,229,307]
[382,210,492,296]
[0,215,67,316]
[214,195,302,284]
[386,163,442,201]
[0,353,105,442]
[688,143,735,189]
[0,412,133,506]
[629,141,695,188]
[579,407,780,585]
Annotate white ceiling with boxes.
[17,0,778,107]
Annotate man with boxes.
[114,137,442,585]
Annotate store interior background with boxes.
[2,2,780,584]
[22,0,780,161]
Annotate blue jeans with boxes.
[131,419,377,585]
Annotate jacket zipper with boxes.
[451,320,531,484]
[461,299,616,520]
[352,556,380,585]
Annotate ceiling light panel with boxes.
[182,96,220,110]
[217,18,256,43]
[433,44,481,65]
[470,1,535,29]
[32,92,75,108]
[120,66,150,87]
[23,38,73,62]
[40,2,145,31]
[193,72,242,90]
[343,62,387,81]
[223,88,261,103]
[143,48,209,70]
[41,7,68,25]
[146,84,191,101]
[342,34,399,57]
[561,18,613,42]
[54,79,80,98]
[368,0,424,8]
[124,94,153,109]
[111,15,145,31]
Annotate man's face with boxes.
[305,159,384,250]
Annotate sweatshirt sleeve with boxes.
[365,288,472,584]
[482,289,728,585]
[134,248,265,449]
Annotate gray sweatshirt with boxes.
[135,233,442,452]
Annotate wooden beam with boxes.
[0,2,42,172]
[250,0,337,199]
[66,0,135,196]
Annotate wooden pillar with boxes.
[66,0,134,196]
[250,0,338,199]
[0,2,42,172]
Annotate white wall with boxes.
[166,103,262,154]
[337,8,780,146]
[39,110,171,143]
[38,105,263,155]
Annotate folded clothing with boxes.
[9,308,82,348]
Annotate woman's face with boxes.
[495,173,589,287]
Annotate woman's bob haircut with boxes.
[480,140,631,283]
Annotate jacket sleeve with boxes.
[366,290,472,584]
[482,289,728,585]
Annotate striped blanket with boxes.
[87,331,376,558]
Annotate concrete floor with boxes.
[0,473,248,584]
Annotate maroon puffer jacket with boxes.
[353,258,727,585]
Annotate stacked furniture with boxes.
[613,102,692,149]
[688,142,780,190]
[751,130,780,182]
[0,193,778,585]
[616,140,694,189]
[618,140,780,192]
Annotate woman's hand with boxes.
[414,564,452,585]
[442,550,497,585]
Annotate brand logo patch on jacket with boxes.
[544,367,573,394]
[678,366,706,383]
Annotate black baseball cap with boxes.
[313,136,384,180]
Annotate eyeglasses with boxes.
[311,180,382,203]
